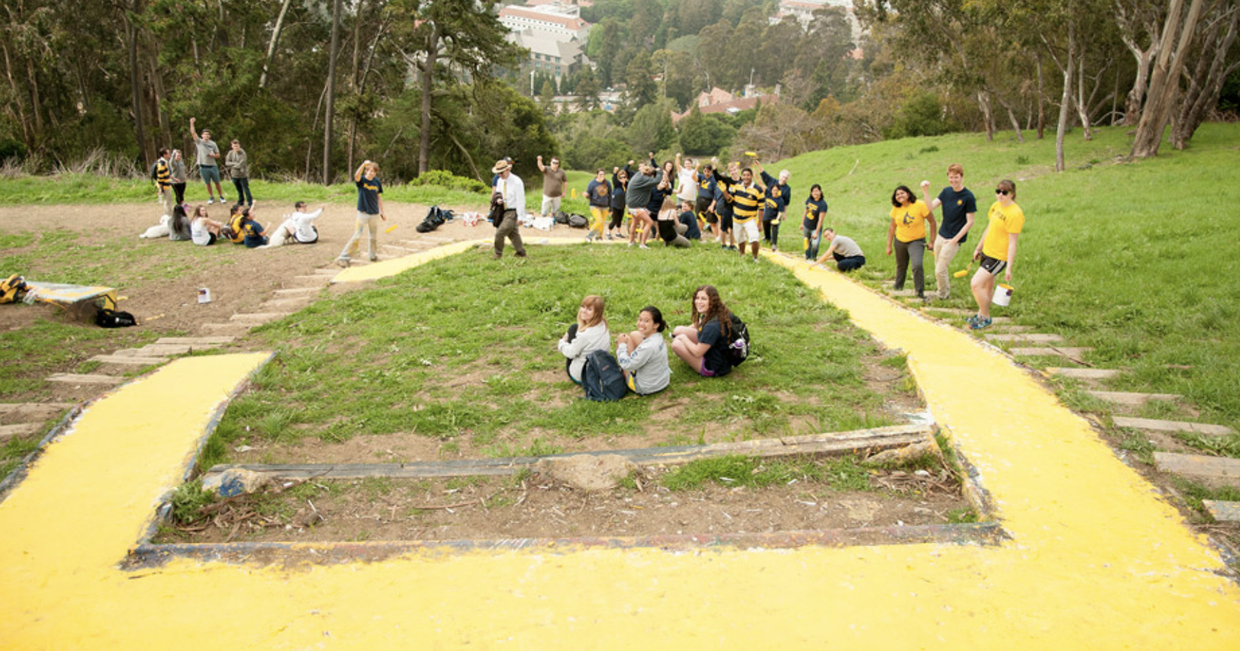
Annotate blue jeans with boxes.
[232,177,253,205]
[803,225,821,259]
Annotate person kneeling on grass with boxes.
[814,228,866,272]
[671,285,733,378]
[266,201,324,247]
[558,295,611,385]
[616,305,671,396]
[968,179,1024,331]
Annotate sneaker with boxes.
[966,314,979,327]
[335,257,350,268]
[207,198,215,205]
[369,255,379,262]
[628,242,634,248]
[586,232,597,242]
[771,246,778,253]
[639,244,650,250]
[720,244,728,250]
[970,316,993,330]
[220,195,228,202]
[605,233,613,241]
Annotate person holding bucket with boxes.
[968,179,1024,330]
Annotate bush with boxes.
[408,170,488,194]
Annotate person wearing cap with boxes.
[536,155,567,218]
[491,158,528,259]
[189,117,225,205]
[335,160,386,267]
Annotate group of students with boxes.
[141,200,325,249]
[150,118,255,220]
[558,285,743,400]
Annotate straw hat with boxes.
[491,159,512,174]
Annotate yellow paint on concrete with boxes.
[331,237,585,284]
[2,248,1238,649]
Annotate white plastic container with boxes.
[197,287,212,304]
[992,284,1013,307]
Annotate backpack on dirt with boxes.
[567,213,588,228]
[416,205,451,233]
[727,313,751,366]
[581,349,628,402]
[1,274,28,304]
[553,210,571,225]
[95,308,137,328]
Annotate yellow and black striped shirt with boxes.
[154,159,171,188]
[727,181,765,221]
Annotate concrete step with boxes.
[290,276,332,285]
[155,336,235,346]
[887,289,918,297]
[382,244,421,253]
[1154,452,1240,486]
[310,268,337,275]
[1011,347,1093,359]
[46,373,124,386]
[229,312,290,325]
[0,403,73,417]
[273,287,320,296]
[0,423,39,441]
[1046,368,1122,380]
[120,344,192,357]
[1113,416,1233,437]
[1086,391,1180,407]
[1203,501,1240,522]
[89,355,169,366]
[264,297,312,309]
[985,333,1065,344]
[202,323,252,334]
[990,325,1034,333]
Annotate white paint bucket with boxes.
[197,287,212,304]
[993,284,1013,307]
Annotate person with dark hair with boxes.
[921,164,977,300]
[169,204,193,242]
[714,162,739,251]
[886,184,937,299]
[644,169,674,248]
[536,155,567,218]
[239,205,269,248]
[969,179,1025,330]
[190,206,224,246]
[616,305,671,395]
[693,160,719,241]
[802,184,828,260]
[189,117,225,205]
[152,147,173,219]
[814,228,866,272]
[169,149,188,205]
[558,295,610,385]
[225,139,253,207]
[759,166,792,252]
[678,199,702,240]
[268,201,324,246]
[624,156,662,248]
[723,165,765,261]
[585,169,611,242]
[608,167,628,240]
[671,285,734,377]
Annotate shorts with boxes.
[199,165,221,183]
[734,219,760,244]
[205,232,217,246]
[695,196,717,223]
[719,212,733,231]
[979,254,1008,276]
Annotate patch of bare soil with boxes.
[157,463,966,545]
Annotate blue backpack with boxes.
[581,350,628,402]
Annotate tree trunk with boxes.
[323,0,342,185]
[1036,54,1046,139]
[1077,55,1092,140]
[1132,0,1206,158]
[978,90,995,141]
[347,0,365,175]
[418,22,441,176]
[1123,49,1154,125]
[259,0,293,89]
[126,3,147,167]
[1055,19,1076,173]
[149,50,171,142]
[1172,6,1240,148]
[306,79,329,181]
[996,93,1024,143]
[1,41,33,148]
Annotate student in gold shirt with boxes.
[968,179,1025,330]
[885,185,936,299]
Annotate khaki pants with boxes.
[339,212,380,262]
[494,209,526,257]
[933,238,962,299]
[158,186,174,217]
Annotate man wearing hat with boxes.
[491,159,527,259]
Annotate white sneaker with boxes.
[220,195,228,203]
[335,258,350,268]
[207,198,214,205]
[639,244,650,250]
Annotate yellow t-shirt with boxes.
[982,201,1025,261]
[890,200,931,242]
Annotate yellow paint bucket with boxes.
[993,284,1014,307]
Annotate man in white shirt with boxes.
[492,159,528,259]
[266,201,324,247]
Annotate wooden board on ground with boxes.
[1113,416,1233,437]
[0,423,39,441]
[205,424,936,482]
[273,287,320,296]
[1154,452,1240,485]
[1046,367,1120,380]
[46,373,123,386]
[89,355,169,366]
[155,337,235,346]
[1203,501,1240,522]
[1011,347,1093,358]
[0,403,73,417]
[229,312,290,324]
[1086,391,1180,407]
[985,333,1065,344]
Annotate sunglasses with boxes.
[995,189,1011,195]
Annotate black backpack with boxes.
[415,205,453,233]
[553,210,571,225]
[567,213,588,228]
[95,308,137,328]
[727,313,751,366]
[581,350,628,401]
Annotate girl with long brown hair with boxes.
[670,285,734,377]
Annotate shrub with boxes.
[408,170,488,194]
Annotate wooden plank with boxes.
[1113,416,1233,437]
[155,336,235,346]
[989,325,1034,333]
[122,344,192,356]
[290,276,331,284]
[0,423,39,441]
[205,425,936,482]
[1154,452,1240,485]
[1045,367,1120,380]
[202,323,251,333]
[0,403,73,417]
[89,355,169,366]
[1086,391,1180,407]
[273,287,319,296]
[46,373,123,386]
[264,297,312,309]
[311,268,338,275]
[984,333,1065,344]
[1203,500,1240,522]
[229,312,290,324]
[1011,347,1093,357]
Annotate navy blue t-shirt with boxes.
[356,176,383,215]
[714,184,732,218]
[803,198,828,230]
[698,317,733,376]
[937,186,977,242]
[647,184,669,215]
[696,171,717,200]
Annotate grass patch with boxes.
[660,454,872,492]
[0,316,158,400]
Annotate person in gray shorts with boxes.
[190,117,225,205]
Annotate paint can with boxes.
[992,284,1013,307]
[197,287,212,304]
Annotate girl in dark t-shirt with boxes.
[671,285,734,377]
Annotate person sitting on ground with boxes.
[616,305,671,396]
[238,205,269,248]
[224,203,246,244]
[886,184,937,300]
[558,295,611,385]
[267,201,324,247]
[678,199,702,240]
[585,169,611,242]
[190,206,224,246]
[814,228,867,272]
[655,196,690,248]
[644,168,674,248]
[968,179,1024,331]
[169,203,193,241]
[671,285,734,378]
